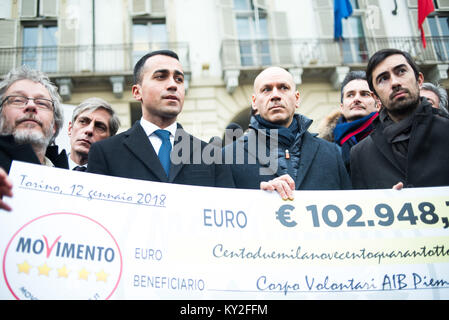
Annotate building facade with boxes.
[1,0,448,142]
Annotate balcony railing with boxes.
[0,42,190,76]
[1,37,447,77]
[221,36,449,70]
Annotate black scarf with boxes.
[380,104,420,173]
[253,115,299,147]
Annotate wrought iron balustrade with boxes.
[220,36,449,70]
[0,42,190,76]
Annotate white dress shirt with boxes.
[67,153,87,170]
[139,118,177,154]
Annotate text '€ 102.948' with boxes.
[276,201,449,229]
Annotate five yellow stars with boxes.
[17,261,108,283]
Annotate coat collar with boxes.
[0,135,68,169]
[46,145,69,169]
[238,117,320,187]
[294,131,319,188]
[123,122,169,182]
[371,98,434,175]
[170,126,202,183]
[123,121,196,182]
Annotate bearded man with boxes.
[0,65,68,173]
[350,48,449,189]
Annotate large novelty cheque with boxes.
[1,161,448,300]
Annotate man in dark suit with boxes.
[223,67,351,200]
[350,48,449,189]
[87,50,234,188]
[68,97,120,171]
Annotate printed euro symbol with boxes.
[276,204,297,227]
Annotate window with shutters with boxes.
[19,0,58,73]
[20,0,58,18]
[132,18,167,66]
[131,0,165,16]
[233,0,271,66]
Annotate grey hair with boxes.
[0,65,63,144]
[421,82,449,114]
[72,97,121,136]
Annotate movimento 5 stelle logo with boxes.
[2,213,123,300]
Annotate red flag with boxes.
[418,0,434,48]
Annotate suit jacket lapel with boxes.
[407,106,432,163]
[169,127,184,182]
[123,122,168,182]
[168,125,198,183]
[243,130,278,176]
[295,132,319,188]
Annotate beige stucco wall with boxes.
[179,79,341,141]
[65,78,343,143]
[65,73,449,143]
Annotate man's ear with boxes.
[370,92,382,111]
[417,72,424,87]
[251,94,257,113]
[132,84,142,101]
[67,121,72,137]
[295,91,300,109]
[374,96,382,111]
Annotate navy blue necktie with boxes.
[154,129,172,177]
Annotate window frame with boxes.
[131,17,168,66]
[21,19,58,73]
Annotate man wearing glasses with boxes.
[0,66,68,210]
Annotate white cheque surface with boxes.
[1,161,449,300]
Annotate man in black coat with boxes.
[0,135,68,172]
[350,48,449,189]
[67,97,121,171]
[223,67,351,199]
[0,66,68,210]
[0,66,68,173]
[88,50,234,188]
